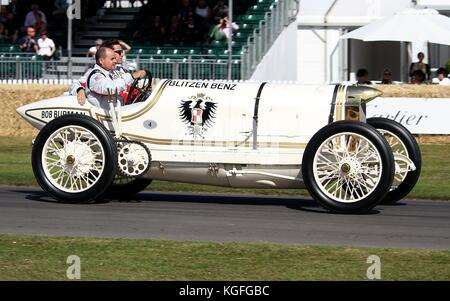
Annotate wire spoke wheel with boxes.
[313,132,382,203]
[378,129,409,186]
[42,126,105,193]
[302,121,394,213]
[32,115,117,203]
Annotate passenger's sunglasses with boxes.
[114,50,124,56]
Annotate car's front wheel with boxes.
[32,114,117,203]
[301,121,395,213]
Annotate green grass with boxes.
[0,234,449,280]
[408,144,450,199]
[0,136,449,199]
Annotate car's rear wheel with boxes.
[302,121,394,213]
[367,117,421,204]
[32,115,117,203]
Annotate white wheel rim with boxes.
[313,132,383,203]
[117,143,150,176]
[41,126,105,193]
[378,129,409,186]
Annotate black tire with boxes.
[302,121,395,213]
[367,117,422,204]
[105,177,152,200]
[32,114,117,203]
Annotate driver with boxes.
[69,39,147,106]
[84,47,147,110]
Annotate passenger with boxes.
[83,47,146,110]
[70,39,146,106]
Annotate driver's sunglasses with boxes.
[114,50,124,56]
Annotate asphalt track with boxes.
[0,186,449,250]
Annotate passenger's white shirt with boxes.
[37,37,55,56]
[86,64,133,110]
[69,64,129,96]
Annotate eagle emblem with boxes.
[179,93,217,138]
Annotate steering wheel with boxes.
[128,70,153,104]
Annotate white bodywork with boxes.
[17,79,355,189]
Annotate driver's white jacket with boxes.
[69,64,129,96]
[85,64,133,110]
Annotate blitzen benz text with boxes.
[168,80,237,90]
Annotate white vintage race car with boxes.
[16,76,421,213]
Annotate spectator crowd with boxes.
[0,0,246,60]
[132,0,238,46]
[356,52,450,86]
[0,1,62,59]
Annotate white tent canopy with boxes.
[341,8,450,81]
[341,8,450,45]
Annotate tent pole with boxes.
[427,42,432,80]
[227,0,233,80]
[400,42,405,83]
[407,42,415,82]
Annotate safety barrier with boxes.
[0,56,242,81]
